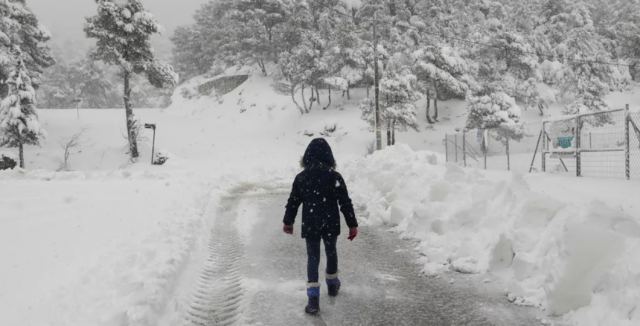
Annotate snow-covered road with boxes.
[178,188,543,326]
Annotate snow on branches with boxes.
[0,59,44,167]
[466,92,524,141]
[85,0,159,70]
[85,0,177,159]
[360,67,420,141]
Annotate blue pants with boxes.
[305,235,338,283]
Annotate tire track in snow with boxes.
[183,198,245,326]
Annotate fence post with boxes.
[542,122,546,172]
[454,134,458,163]
[462,130,467,167]
[506,137,510,171]
[483,130,487,170]
[576,115,582,177]
[626,104,630,180]
[445,134,449,163]
[529,129,543,173]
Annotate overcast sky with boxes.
[27,0,210,59]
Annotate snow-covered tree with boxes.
[225,0,289,75]
[85,0,178,159]
[0,0,53,167]
[0,0,55,98]
[279,30,330,114]
[0,59,43,168]
[533,0,629,114]
[171,0,237,79]
[466,92,524,142]
[412,44,469,123]
[361,65,419,145]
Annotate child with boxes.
[283,138,358,315]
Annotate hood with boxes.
[302,138,336,170]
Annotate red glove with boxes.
[348,227,358,241]
[283,224,294,235]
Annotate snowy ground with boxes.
[1,71,639,325]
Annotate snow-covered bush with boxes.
[0,152,17,170]
[152,150,169,166]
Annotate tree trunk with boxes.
[257,59,267,76]
[325,86,332,110]
[386,119,392,146]
[433,80,439,121]
[346,82,351,100]
[291,84,304,114]
[315,86,321,105]
[18,142,24,168]
[366,84,370,98]
[301,84,309,113]
[123,70,139,159]
[392,119,396,145]
[426,88,434,124]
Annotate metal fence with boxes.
[444,105,640,179]
[531,105,640,179]
[444,129,514,171]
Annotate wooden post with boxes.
[529,129,543,173]
[454,134,458,162]
[483,131,487,170]
[445,134,449,162]
[576,115,582,177]
[373,11,381,151]
[626,104,630,180]
[506,137,510,171]
[542,122,547,172]
[462,130,467,167]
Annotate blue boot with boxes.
[326,272,341,297]
[305,283,320,315]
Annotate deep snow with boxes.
[1,70,639,325]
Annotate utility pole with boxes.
[373,10,382,150]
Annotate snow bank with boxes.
[343,145,640,325]
[0,169,213,326]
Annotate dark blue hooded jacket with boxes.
[283,138,358,238]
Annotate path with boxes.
[180,189,543,326]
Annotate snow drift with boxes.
[343,145,640,326]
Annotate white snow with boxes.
[342,145,640,326]
[1,68,639,325]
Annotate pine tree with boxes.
[0,0,55,97]
[361,66,419,145]
[0,58,43,168]
[533,0,628,114]
[225,0,289,75]
[466,92,524,142]
[85,0,178,159]
[0,0,53,167]
[412,44,469,123]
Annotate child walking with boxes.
[282,138,359,315]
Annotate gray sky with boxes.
[27,0,211,60]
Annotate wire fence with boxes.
[539,108,629,178]
[444,106,640,180]
[444,129,514,171]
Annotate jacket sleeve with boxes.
[335,173,358,228]
[283,175,302,226]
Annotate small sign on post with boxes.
[144,123,156,165]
